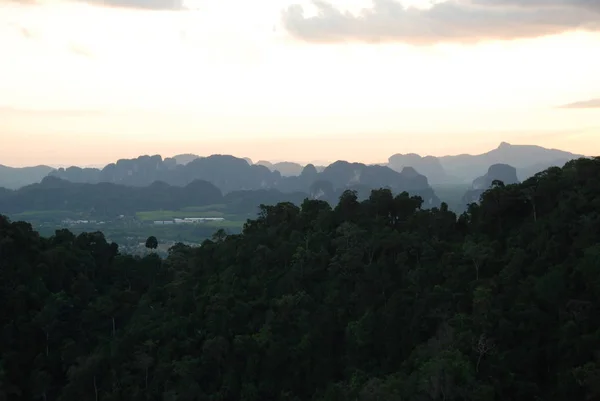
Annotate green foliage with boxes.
[145,236,158,250]
[1,157,600,401]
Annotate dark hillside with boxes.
[1,157,599,401]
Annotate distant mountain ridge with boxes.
[389,142,584,184]
[0,175,318,217]
[171,153,201,165]
[0,175,434,216]
[388,153,451,184]
[45,154,439,205]
[49,155,280,193]
[0,164,54,190]
[0,176,223,215]
[439,142,584,182]
[462,164,520,207]
[256,161,306,176]
[1,143,586,193]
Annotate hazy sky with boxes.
[1,0,599,167]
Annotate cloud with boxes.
[470,0,599,12]
[1,0,37,4]
[560,98,600,109]
[81,0,184,10]
[0,106,108,115]
[281,0,600,44]
[1,0,187,10]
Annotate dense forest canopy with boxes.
[1,157,600,401]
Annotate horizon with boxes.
[1,139,593,170]
[2,0,600,166]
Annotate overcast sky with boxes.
[1,0,599,166]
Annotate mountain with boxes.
[171,153,200,165]
[0,176,223,215]
[388,153,451,184]
[462,163,520,206]
[321,161,415,190]
[1,162,444,217]
[50,155,167,185]
[316,161,440,206]
[256,160,303,176]
[0,186,12,199]
[386,143,581,185]
[437,142,583,183]
[177,156,279,192]
[4,142,582,190]
[50,154,281,193]
[257,160,316,176]
[256,160,275,170]
[47,155,441,205]
[0,173,439,218]
[0,164,55,189]
[49,166,103,183]
[516,157,574,181]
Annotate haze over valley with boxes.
[0,141,589,252]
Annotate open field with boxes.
[10,210,83,221]
[32,220,245,249]
[7,206,246,254]
[180,204,227,212]
[136,210,227,221]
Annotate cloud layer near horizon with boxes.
[561,98,600,109]
[3,0,185,10]
[282,0,600,44]
[83,0,183,10]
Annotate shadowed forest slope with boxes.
[1,157,600,401]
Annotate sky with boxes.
[1,0,600,167]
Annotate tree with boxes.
[1,156,600,401]
[145,235,158,250]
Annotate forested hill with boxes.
[1,157,600,401]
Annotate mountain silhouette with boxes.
[461,163,520,207]
[2,143,586,198]
[438,142,582,183]
[0,164,54,189]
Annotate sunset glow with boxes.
[1,0,599,166]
